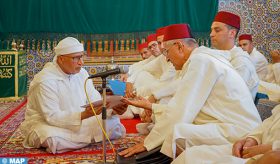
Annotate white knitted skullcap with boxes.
[54,37,84,56]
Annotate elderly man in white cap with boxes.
[20,37,126,154]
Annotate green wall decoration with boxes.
[0,0,218,35]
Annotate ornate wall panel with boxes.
[219,0,280,62]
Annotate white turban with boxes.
[53,37,84,62]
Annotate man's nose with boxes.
[78,59,84,65]
[150,46,156,51]
[210,31,214,37]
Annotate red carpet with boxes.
[121,117,141,133]
[0,100,143,163]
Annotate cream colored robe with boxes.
[125,55,177,118]
[141,47,261,157]
[250,48,268,81]
[127,55,155,83]
[247,104,280,151]
[141,54,176,81]
[230,46,259,100]
[258,80,280,102]
[265,63,280,85]
[258,62,280,102]
[20,62,125,150]
[134,54,177,97]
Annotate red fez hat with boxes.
[163,24,192,42]
[156,26,166,37]
[138,42,148,51]
[239,34,252,41]
[214,11,240,29]
[147,34,157,45]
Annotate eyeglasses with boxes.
[62,53,86,63]
[148,43,158,50]
[162,42,179,56]
[162,43,174,56]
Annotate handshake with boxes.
[81,94,153,120]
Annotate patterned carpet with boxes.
[0,100,143,163]
[0,97,27,124]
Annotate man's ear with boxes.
[229,29,237,39]
[57,56,63,64]
[175,41,184,50]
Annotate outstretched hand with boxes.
[125,82,136,98]
[112,102,128,115]
[120,73,128,82]
[118,142,147,157]
[121,96,152,110]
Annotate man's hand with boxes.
[232,137,258,158]
[242,144,272,158]
[125,82,135,98]
[118,142,147,157]
[81,105,102,120]
[81,102,111,120]
[121,96,152,110]
[176,144,184,157]
[140,109,153,123]
[120,73,128,82]
[271,50,280,64]
[148,95,157,103]
[144,109,152,117]
[112,102,128,115]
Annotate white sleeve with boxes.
[37,81,82,131]
[152,78,179,100]
[142,56,163,78]
[82,68,102,102]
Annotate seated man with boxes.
[126,32,177,98]
[258,50,280,102]
[265,50,280,85]
[118,42,155,119]
[118,24,261,158]
[20,37,126,154]
[227,104,280,164]
[122,42,154,83]
[210,11,259,100]
[125,34,161,98]
[238,34,268,81]
[172,104,280,163]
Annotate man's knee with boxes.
[107,116,126,139]
[26,131,41,148]
[42,137,89,154]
